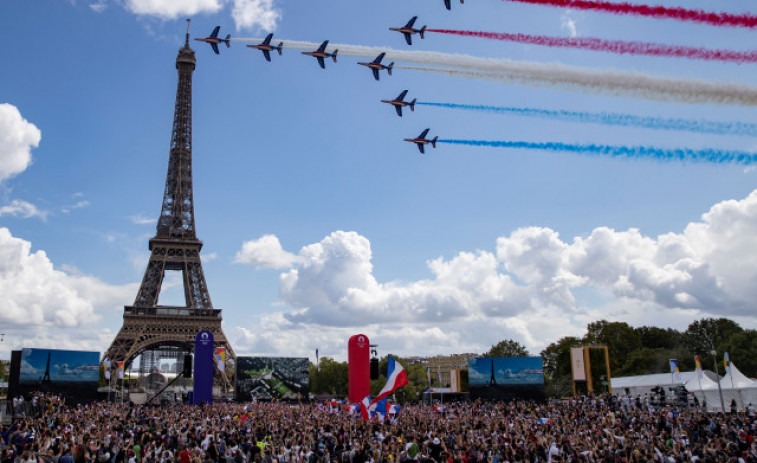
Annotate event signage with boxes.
[348,334,370,403]
[571,347,587,381]
[193,330,214,404]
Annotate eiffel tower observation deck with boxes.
[104,23,234,368]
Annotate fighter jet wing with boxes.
[263,50,271,61]
[372,68,380,80]
[404,33,413,46]
[317,57,326,69]
[395,106,403,117]
[211,43,220,54]
[418,144,425,154]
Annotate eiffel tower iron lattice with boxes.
[104,24,234,368]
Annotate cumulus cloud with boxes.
[0,228,136,331]
[231,0,280,31]
[124,0,224,18]
[231,190,757,358]
[0,200,47,220]
[0,103,41,183]
[118,0,280,31]
[235,234,298,269]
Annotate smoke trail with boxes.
[397,65,757,106]
[502,0,757,28]
[428,29,757,64]
[437,139,757,165]
[235,38,757,106]
[416,102,757,136]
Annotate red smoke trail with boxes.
[501,0,757,28]
[428,29,757,64]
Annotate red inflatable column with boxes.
[348,334,371,403]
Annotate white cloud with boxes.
[129,214,156,225]
[560,11,578,37]
[230,0,280,31]
[0,200,47,220]
[235,234,298,269]
[124,0,224,18]
[232,190,757,358]
[61,200,90,214]
[90,0,107,13]
[0,227,136,331]
[0,103,41,183]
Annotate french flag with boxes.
[359,395,371,420]
[388,404,401,415]
[371,355,409,405]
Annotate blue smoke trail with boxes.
[437,139,757,165]
[417,102,757,137]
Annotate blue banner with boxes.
[193,330,214,404]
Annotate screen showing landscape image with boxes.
[236,357,309,401]
[468,357,545,401]
[18,348,100,403]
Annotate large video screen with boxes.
[236,357,309,401]
[468,357,545,401]
[18,348,100,403]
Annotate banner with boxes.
[570,347,586,381]
[215,347,226,371]
[117,361,124,380]
[669,359,682,383]
[695,355,704,379]
[193,330,215,404]
[316,348,320,372]
[724,352,731,375]
[103,360,111,380]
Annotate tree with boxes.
[485,339,529,357]
[720,329,757,378]
[309,357,348,396]
[636,326,684,350]
[583,320,641,371]
[684,318,744,375]
[540,336,580,398]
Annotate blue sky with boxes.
[1,0,757,363]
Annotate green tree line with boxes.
[308,317,755,400]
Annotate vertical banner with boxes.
[316,348,320,372]
[570,347,586,381]
[669,359,682,383]
[214,347,226,371]
[194,330,214,404]
[724,352,731,375]
[348,334,370,403]
[103,360,111,380]
[695,355,704,379]
[117,362,124,379]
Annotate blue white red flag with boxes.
[388,404,401,415]
[359,395,371,420]
[371,355,409,405]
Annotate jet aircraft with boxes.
[357,52,394,81]
[443,0,464,9]
[246,33,283,62]
[381,90,416,117]
[389,17,427,45]
[194,26,231,54]
[301,40,338,69]
[404,128,437,154]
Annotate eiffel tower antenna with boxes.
[104,26,234,370]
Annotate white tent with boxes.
[719,362,757,411]
[612,370,717,398]
[684,371,723,412]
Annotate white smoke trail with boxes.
[234,37,757,106]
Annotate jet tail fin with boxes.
[332,49,338,62]
[420,26,427,39]
[409,99,416,112]
[387,63,394,76]
[431,136,438,148]
[225,34,231,47]
[277,42,284,55]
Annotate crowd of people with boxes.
[1,393,755,463]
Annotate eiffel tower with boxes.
[104,22,234,368]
